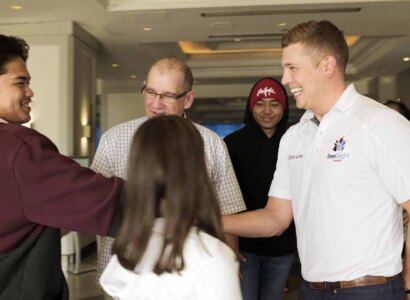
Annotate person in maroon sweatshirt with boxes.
[0,34,124,300]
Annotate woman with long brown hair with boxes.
[100,115,242,299]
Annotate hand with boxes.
[237,252,246,280]
[403,274,410,299]
[237,252,246,263]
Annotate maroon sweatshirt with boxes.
[0,123,123,299]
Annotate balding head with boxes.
[148,58,193,92]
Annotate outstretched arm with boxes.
[223,196,293,238]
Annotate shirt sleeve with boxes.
[368,110,410,203]
[269,131,292,200]
[206,132,246,215]
[91,131,116,177]
[14,133,123,235]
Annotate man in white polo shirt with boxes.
[224,20,410,299]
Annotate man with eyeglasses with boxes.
[92,57,246,294]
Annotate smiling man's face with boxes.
[281,42,325,112]
[0,56,33,124]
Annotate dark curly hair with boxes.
[0,34,29,75]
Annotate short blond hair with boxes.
[282,20,349,71]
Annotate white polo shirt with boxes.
[269,84,410,282]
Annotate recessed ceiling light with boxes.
[234,38,242,42]
[111,63,119,68]
[403,57,410,62]
[130,75,138,79]
[277,22,286,27]
[143,27,152,31]
[10,4,23,10]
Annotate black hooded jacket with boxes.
[224,79,296,256]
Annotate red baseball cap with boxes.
[249,78,287,111]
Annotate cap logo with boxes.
[256,86,276,98]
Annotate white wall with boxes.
[73,38,97,157]
[28,45,62,148]
[102,92,145,133]
[195,83,252,98]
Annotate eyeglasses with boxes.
[141,85,191,103]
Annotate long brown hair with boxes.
[113,115,224,274]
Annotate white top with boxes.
[269,84,410,282]
[92,116,246,279]
[100,219,242,300]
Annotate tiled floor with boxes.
[64,252,103,300]
[64,250,302,300]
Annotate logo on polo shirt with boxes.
[288,154,304,160]
[327,137,350,162]
[333,137,346,152]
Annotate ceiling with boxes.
[1,0,410,123]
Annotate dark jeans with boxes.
[240,251,294,300]
[299,275,406,300]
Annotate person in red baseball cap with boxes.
[248,78,288,138]
[224,78,295,300]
